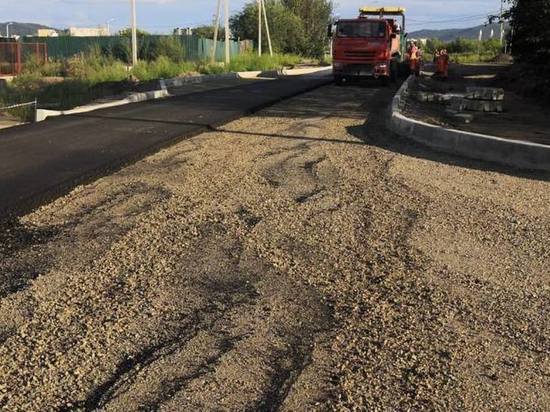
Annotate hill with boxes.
[0,22,58,37]
[410,23,509,42]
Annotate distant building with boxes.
[37,29,59,37]
[67,26,109,37]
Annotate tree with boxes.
[192,25,226,40]
[230,0,333,57]
[281,0,333,57]
[118,27,150,37]
[508,0,550,64]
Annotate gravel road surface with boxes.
[0,82,549,411]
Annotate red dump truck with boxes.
[329,6,408,85]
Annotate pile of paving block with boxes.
[411,86,505,124]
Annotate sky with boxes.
[1,0,504,33]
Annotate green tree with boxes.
[281,0,333,57]
[425,38,445,54]
[118,27,150,37]
[192,25,226,40]
[230,0,332,57]
[508,0,550,64]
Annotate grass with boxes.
[132,57,196,81]
[227,53,301,72]
[450,53,499,64]
[0,51,305,120]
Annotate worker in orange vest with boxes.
[438,49,449,79]
[434,50,442,76]
[408,42,421,76]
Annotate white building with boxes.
[37,29,59,37]
[67,26,109,37]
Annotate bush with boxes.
[22,60,63,77]
[450,53,497,64]
[150,36,186,62]
[424,38,503,62]
[110,41,132,64]
[65,46,128,83]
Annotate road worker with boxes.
[408,41,421,77]
[434,49,443,77]
[440,49,450,79]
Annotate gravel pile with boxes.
[0,82,548,411]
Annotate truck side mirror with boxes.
[327,24,333,38]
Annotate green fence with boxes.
[24,35,249,62]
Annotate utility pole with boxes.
[478,28,483,58]
[131,0,138,66]
[261,0,273,56]
[211,0,222,62]
[258,0,262,56]
[6,22,13,38]
[499,0,505,47]
[107,18,116,36]
[224,0,230,64]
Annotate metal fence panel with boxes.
[25,35,246,62]
[0,42,47,75]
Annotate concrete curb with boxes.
[35,67,331,123]
[36,90,170,122]
[389,76,550,172]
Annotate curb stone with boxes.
[388,76,550,172]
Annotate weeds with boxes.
[1,50,306,120]
[227,53,301,72]
[450,53,498,64]
[132,57,196,81]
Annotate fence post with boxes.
[33,98,38,123]
[16,43,22,75]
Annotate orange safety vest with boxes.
[441,53,449,77]
[409,46,418,60]
[436,54,444,74]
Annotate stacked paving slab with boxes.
[411,84,506,124]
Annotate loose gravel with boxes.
[0,82,549,411]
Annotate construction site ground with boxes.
[0,81,549,411]
[403,63,550,145]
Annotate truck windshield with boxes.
[337,21,386,38]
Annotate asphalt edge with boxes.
[388,76,550,172]
[36,67,331,122]
[1,76,332,220]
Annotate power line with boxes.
[407,11,500,25]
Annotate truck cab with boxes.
[330,6,407,85]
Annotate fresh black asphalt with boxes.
[0,75,330,218]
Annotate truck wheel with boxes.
[335,75,345,86]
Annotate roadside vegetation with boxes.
[1,0,332,121]
[0,42,301,119]
[424,38,504,63]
